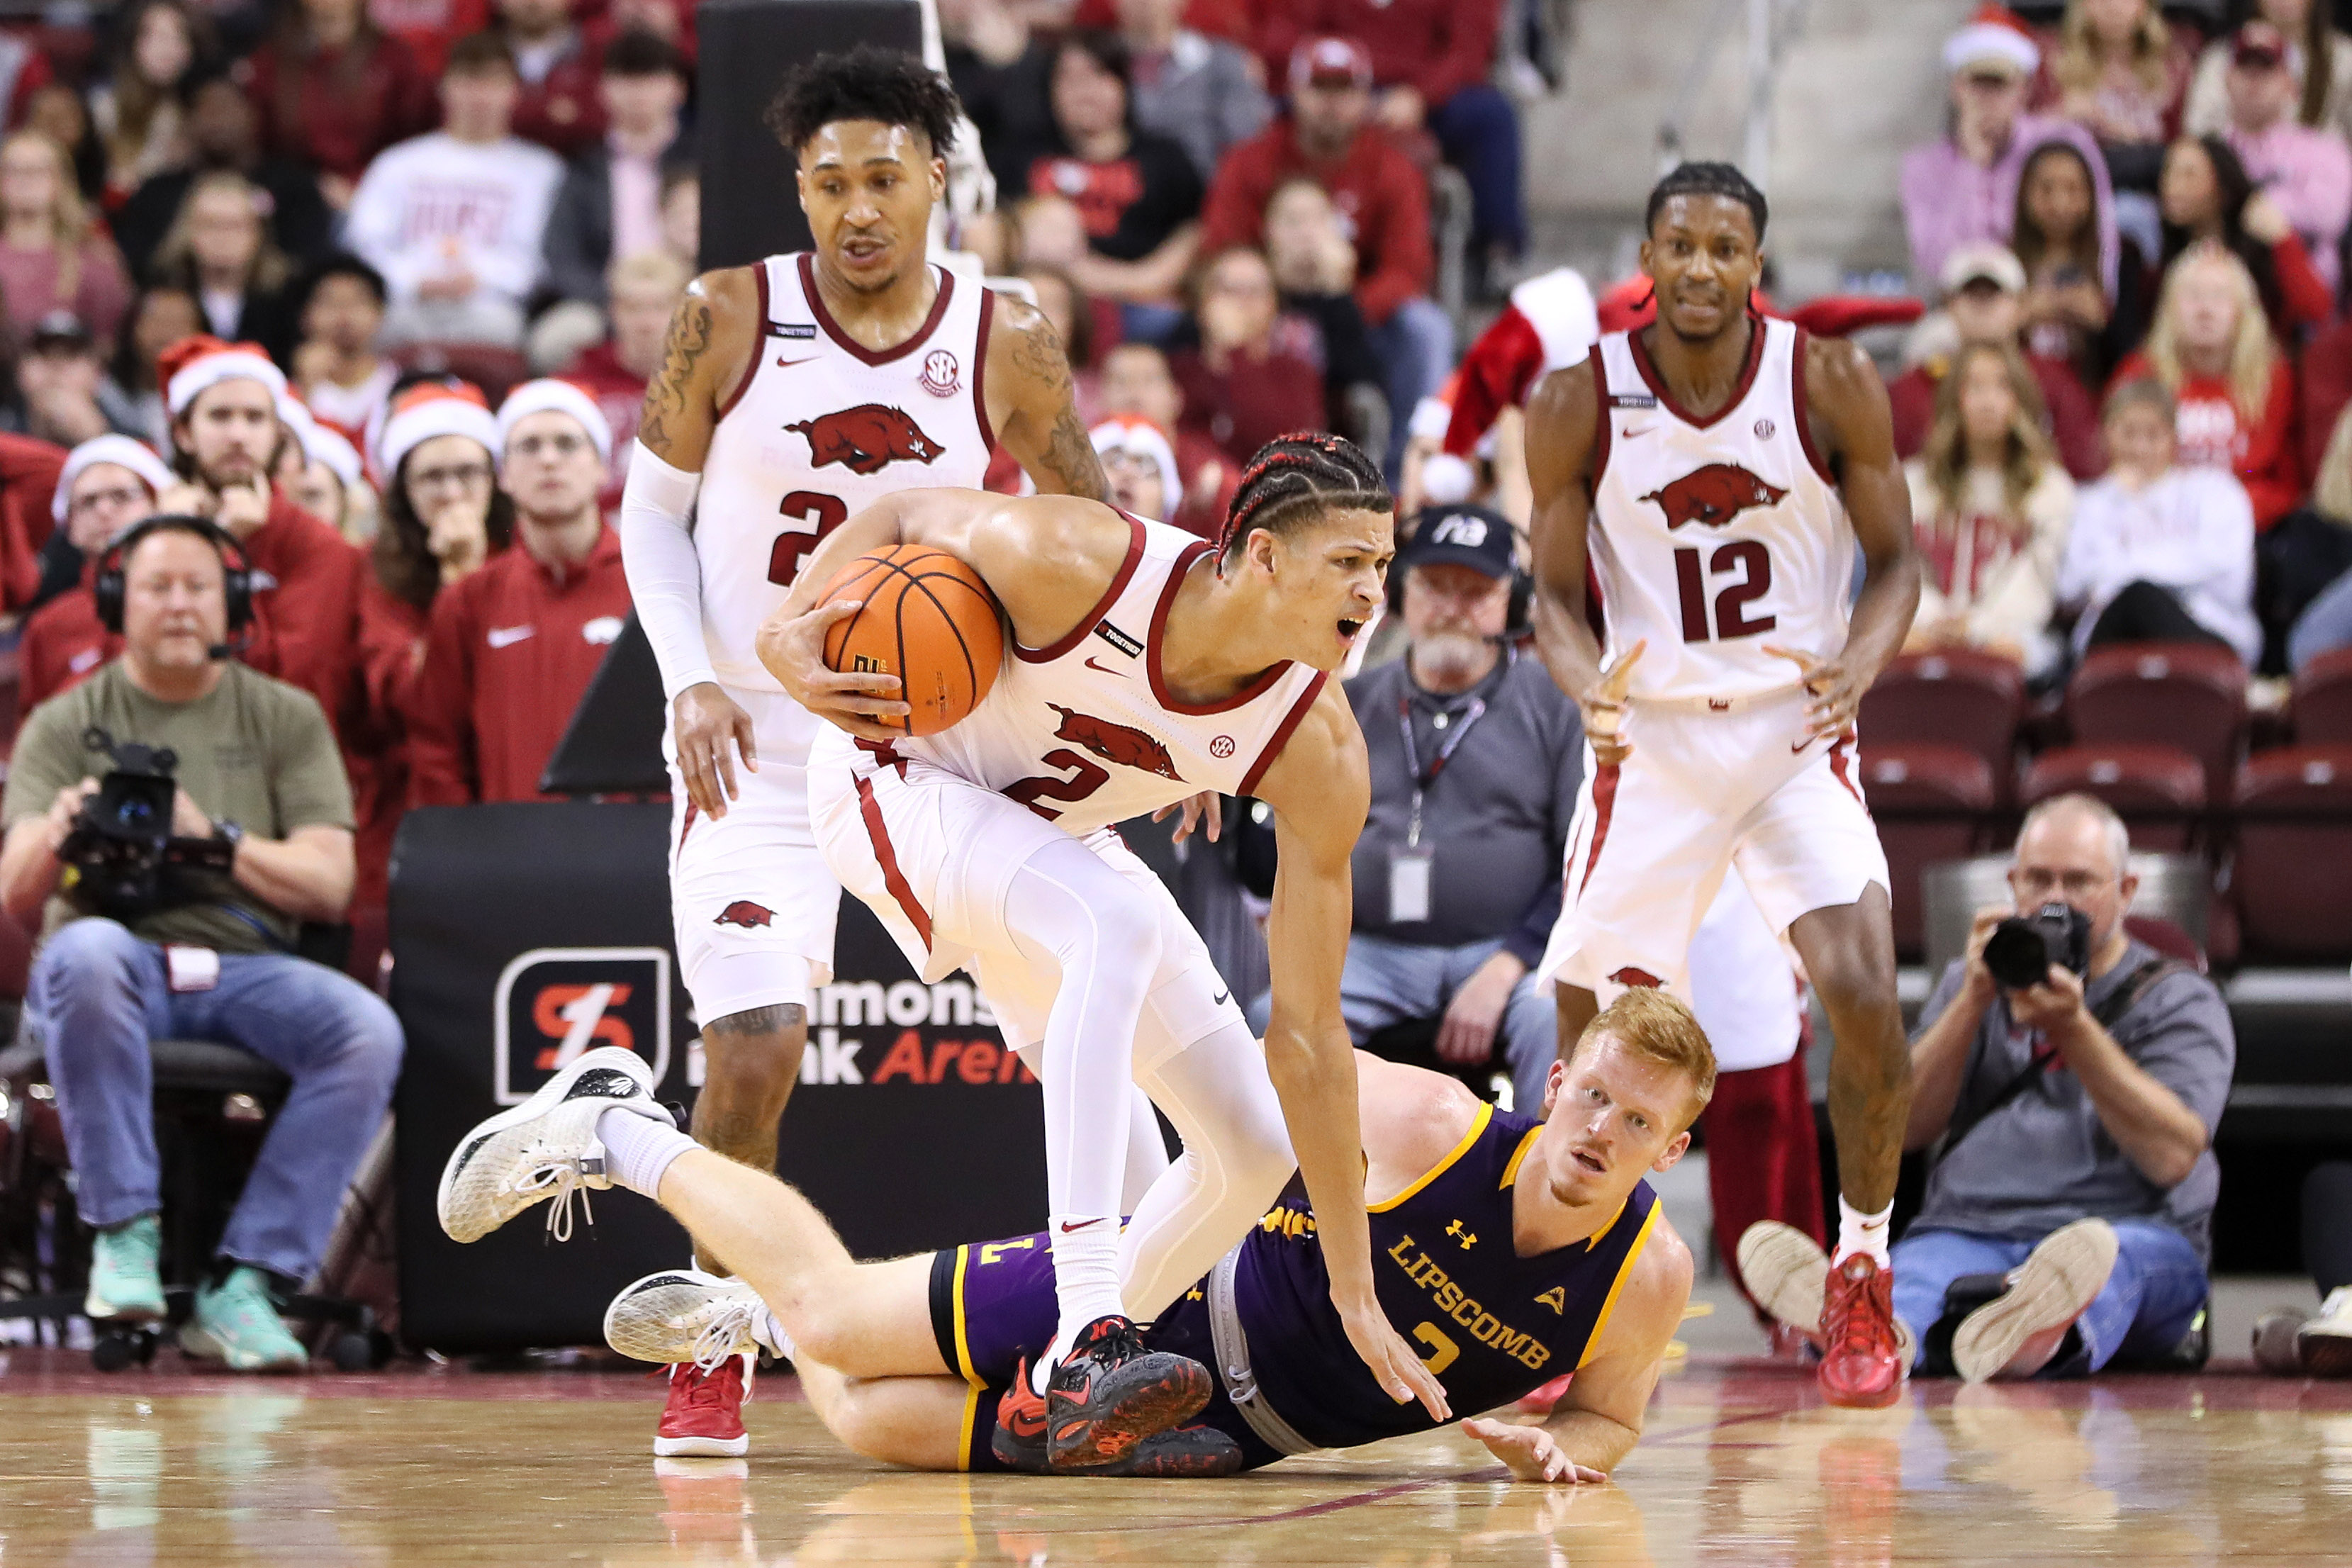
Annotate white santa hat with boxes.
[1942,4,2040,78]
[297,415,366,491]
[1090,415,1181,520]
[497,378,613,464]
[52,435,175,527]
[375,381,500,486]
[159,335,288,417]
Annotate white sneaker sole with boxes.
[1737,1221,1830,1340]
[436,1046,657,1243]
[605,1269,767,1365]
[1951,1219,2119,1384]
[651,1432,751,1458]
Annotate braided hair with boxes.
[1216,432,1392,565]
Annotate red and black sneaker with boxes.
[1819,1253,1905,1409]
[991,1357,1053,1473]
[654,1355,751,1457]
[995,1360,1241,1477]
[1045,1316,1212,1472]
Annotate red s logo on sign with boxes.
[531,983,637,1070]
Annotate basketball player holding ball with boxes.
[754,438,1447,1472]
[1523,163,1922,1408]
[617,46,1107,1455]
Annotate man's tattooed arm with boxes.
[635,271,753,470]
[988,295,1109,500]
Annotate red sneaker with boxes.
[654,1355,751,1457]
[1818,1253,1904,1409]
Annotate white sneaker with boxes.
[2300,1286,2352,1377]
[1735,1221,1918,1368]
[605,1268,785,1369]
[437,1047,669,1243]
[1951,1219,2119,1384]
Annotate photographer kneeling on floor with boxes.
[1742,793,2233,1383]
[0,515,403,1370]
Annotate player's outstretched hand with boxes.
[1763,643,1861,744]
[1340,1299,1451,1422]
[1461,1418,1609,1484]
[672,683,758,818]
[755,599,912,742]
[1150,791,1222,847]
[1577,640,1645,766]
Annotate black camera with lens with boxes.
[1981,901,2093,990]
[57,727,233,920]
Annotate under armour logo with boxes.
[1447,1219,1477,1250]
[1535,1286,1567,1315]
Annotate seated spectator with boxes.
[1247,505,1576,1114]
[495,0,605,158]
[1749,794,2230,1383]
[345,33,567,350]
[110,284,205,448]
[1260,0,1523,271]
[1203,36,1449,473]
[369,380,508,636]
[0,28,55,136]
[2218,20,2352,296]
[291,255,396,447]
[541,28,688,311]
[283,407,372,546]
[2184,0,2352,147]
[587,0,693,67]
[1903,10,2119,294]
[150,173,303,366]
[2257,401,2352,669]
[2013,138,2144,388]
[4,313,147,449]
[1261,176,1384,432]
[408,380,625,802]
[2059,376,2261,663]
[0,132,133,346]
[1098,338,1233,532]
[1014,262,1109,424]
[2030,0,2190,193]
[656,166,697,269]
[367,0,491,74]
[2252,1160,2352,1377]
[1904,339,2076,674]
[246,0,437,208]
[940,0,1058,198]
[563,249,683,515]
[1890,243,2105,480]
[89,0,215,206]
[1090,413,1182,525]
[2156,133,2333,339]
[1170,247,1324,466]
[16,435,174,702]
[2115,241,2302,528]
[23,83,107,208]
[111,77,337,285]
[0,515,403,1371]
[1113,0,1269,183]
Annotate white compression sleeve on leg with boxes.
[1122,1086,1172,1213]
[618,440,717,700]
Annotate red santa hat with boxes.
[53,435,176,527]
[1089,415,1180,519]
[497,378,614,464]
[159,335,289,416]
[375,381,500,486]
[1942,4,2040,78]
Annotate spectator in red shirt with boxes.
[2154,133,2333,342]
[409,379,627,803]
[367,0,492,75]
[1258,0,1522,265]
[0,429,67,613]
[16,436,173,709]
[1170,246,1326,466]
[1099,338,1236,534]
[2115,239,2304,530]
[497,0,606,158]
[1202,37,1451,474]
[246,0,437,207]
[563,248,685,515]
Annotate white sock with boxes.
[595,1107,698,1198]
[1835,1197,1893,1268]
[1034,1214,1124,1394]
[756,1305,795,1362]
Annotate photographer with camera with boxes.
[0,515,403,1371]
[1742,793,2232,1384]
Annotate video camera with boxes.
[58,727,234,921]
[1981,901,2093,990]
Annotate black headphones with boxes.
[1389,504,1535,636]
[93,514,257,636]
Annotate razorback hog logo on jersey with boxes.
[1639,464,1788,530]
[785,405,945,476]
[1609,965,1665,988]
[1046,703,1185,781]
[715,900,775,929]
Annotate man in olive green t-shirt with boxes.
[0,517,403,1371]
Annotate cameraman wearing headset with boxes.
[0,515,403,1371]
[1743,794,2233,1384]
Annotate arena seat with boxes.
[2020,744,2207,852]
[2122,914,2207,973]
[389,344,530,405]
[1858,650,2023,794]
[2231,746,2352,962]
[1859,744,1995,961]
[2066,643,2247,805]
[2292,648,2352,746]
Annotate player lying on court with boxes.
[439,990,1705,1479]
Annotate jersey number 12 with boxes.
[1674,542,1776,643]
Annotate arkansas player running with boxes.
[1524,162,1922,1407]
[750,434,1445,1471]
[438,988,1706,1479]
[617,46,1107,1455]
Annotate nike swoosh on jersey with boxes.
[486,625,535,649]
[775,356,820,369]
[1211,990,1230,1006]
[1620,425,1654,439]
[1082,656,1129,677]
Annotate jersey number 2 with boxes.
[1673,542,1776,642]
[766,491,849,586]
[1006,749,1109,821]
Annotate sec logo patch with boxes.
[1209,735,1236,758]
[493,946,672,1104]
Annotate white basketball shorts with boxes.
[666,684,841,1024]
[1538,685,1888,1004]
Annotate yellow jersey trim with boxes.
[1370,1101,1494,1213]
[1585,1198,1628,1251]
[958,1379,982,1471]
[951,1243,978,1384]
[1498,1126,1541,1189]
[1577,1201,1660,1368]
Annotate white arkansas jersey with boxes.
[895,516,1328,835]
[1589,316,1854,703]
[695,251,997,692]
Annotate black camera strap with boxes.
[1934,956,2186,1163]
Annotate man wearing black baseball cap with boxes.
[1250,503,1581,1111]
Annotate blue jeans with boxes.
[2288,565,2352,671]
[1428,84,1526,255]
[1891,1221,2209,1374]
[1248,934,1557,1111]
[28,917,405,1283]
[1365,297,1455,476]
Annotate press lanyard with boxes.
[1397,693,1488,847]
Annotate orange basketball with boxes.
[819,545,1004,737]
